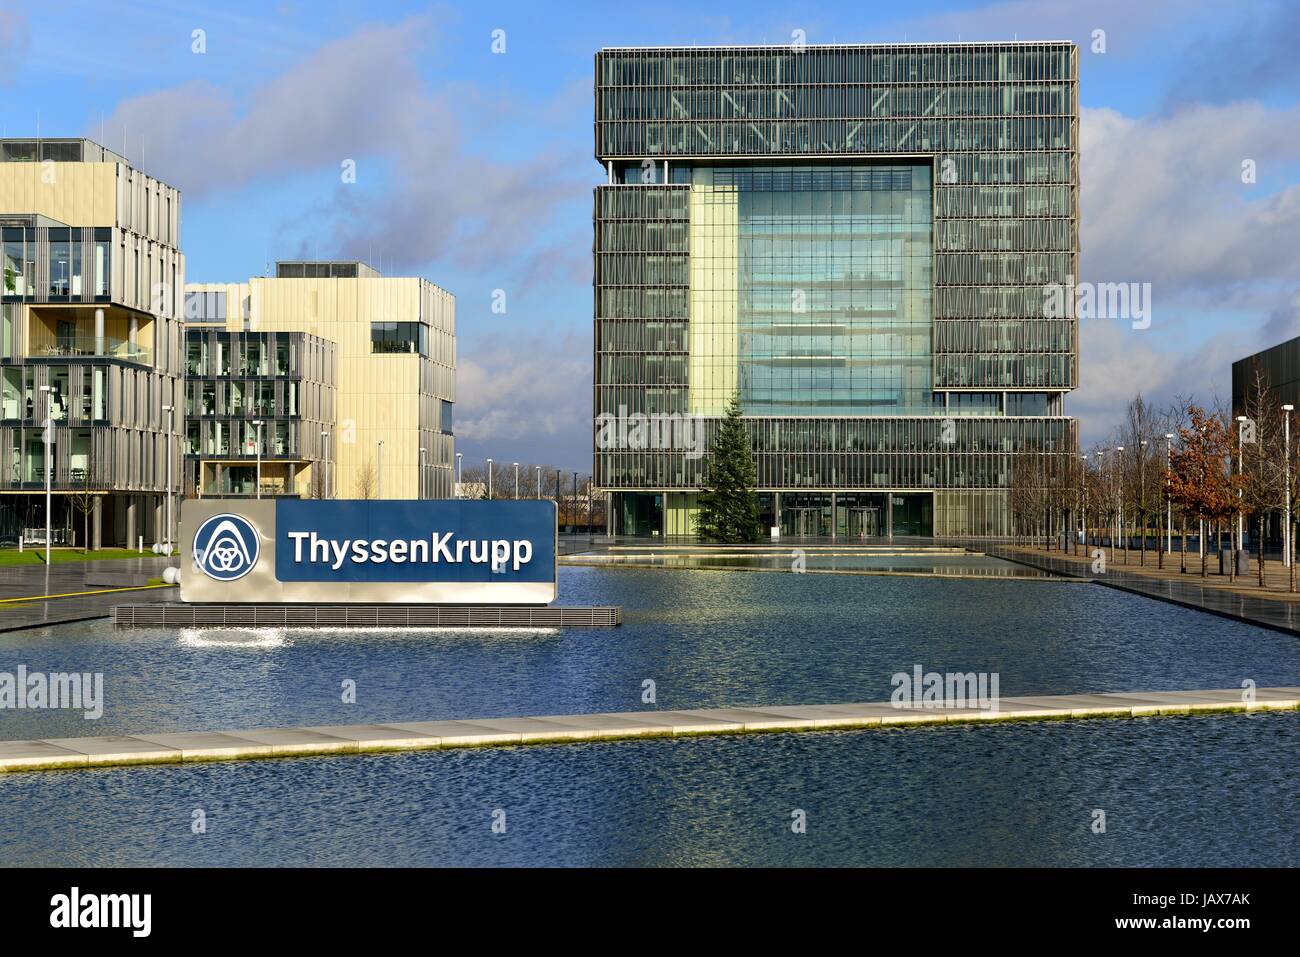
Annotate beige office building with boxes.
[184,261,455,501]
[1,138,185,548]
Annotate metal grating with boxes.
[114,604,621,629]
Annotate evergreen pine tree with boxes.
[695,392,762,543]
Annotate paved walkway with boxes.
[0,556,175,632]
[2,687,1294,773]
[990,546,1300,636]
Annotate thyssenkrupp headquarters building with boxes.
[593,42,1080,537]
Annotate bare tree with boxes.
[70,457,96,553]
[1239,364,1286,586]
[354,461,376,500]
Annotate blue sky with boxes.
[3,0,1299,469]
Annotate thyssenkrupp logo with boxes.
[192,513,260,581]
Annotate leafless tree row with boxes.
[1011,368,1300,589]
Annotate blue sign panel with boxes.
[274,499,556,585]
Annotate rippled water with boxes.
[2,712,1296,867]
[0,566,1296,740]
[1,566,1297,867]
[564,550,1052,576]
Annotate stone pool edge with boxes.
[2,688,1296,774]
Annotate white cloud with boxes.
[1081,102,1300,291]
[0,7,29,84]
[96,16,591,275]
[453,330,591,467]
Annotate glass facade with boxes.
[183,329,336,497]
[592,43,1079,536]
[700,164,934,416]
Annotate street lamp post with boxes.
[162,404,174,553]
[535,466,541,499]
[1139,438,1148,564]
[377,440,384,499]
[252,419,264,500]
[420,447,427,500]
[1236,415,1247,558]
[40,385,54,564]
[455,452,463,498]
[1285,405,1294,572]
[486,458,493,500]
[320,431,330,499]
[513,462,519,500]
[1165,433,1174,556]
[1095,449,1104,551]
[1079,454,1088,553]
[1115,445,1124,560]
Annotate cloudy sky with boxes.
[4,0,1299,468]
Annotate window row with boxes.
[936,185,1072,218]
[599,83,1072,123]
[934,354,1075,388]
[597,47,1075,88]
[935,286,1064,319]
[598,450,1076,491]
[370,321,428,355]
[3,229,112,300]
[935,251,1073,285]
[599,118,1073,157]
[936,217,1073,252]
[934,319,1074,353]
[597,319,690,353]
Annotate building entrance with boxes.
[846,506,881,539]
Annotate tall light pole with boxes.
[252,419,264,499]
[40,385,54,564]
[320,430,330,499]
[377,439,384,499]
[162,404,174,552]
[1115,445,1124,554]
[1079,454,1088,550]
[513,462,519,500]
[1095,449,1104,549]
[486,458,493,500]
[1236,415,1247,554]
[535,465,541,499]
[1165,432,1174,555]
[1285,405,1294,568]
[420,447,427,500]
[1139,438,1147,560]
[456,452,463,498]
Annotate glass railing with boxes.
[30,336,152,365]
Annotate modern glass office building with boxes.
[183,327,337,497]
[593,43,1080,537]
[185,261,455,500]
[0,138,185,547]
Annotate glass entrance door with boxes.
[794,507,818,537]
[847,507,880,539]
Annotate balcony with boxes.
[27,335,152,366]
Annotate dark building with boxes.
[1232,335,1300,415]
[592,43,1080,536]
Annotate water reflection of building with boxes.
[0,138,184,546]
[592,44,1080,538]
